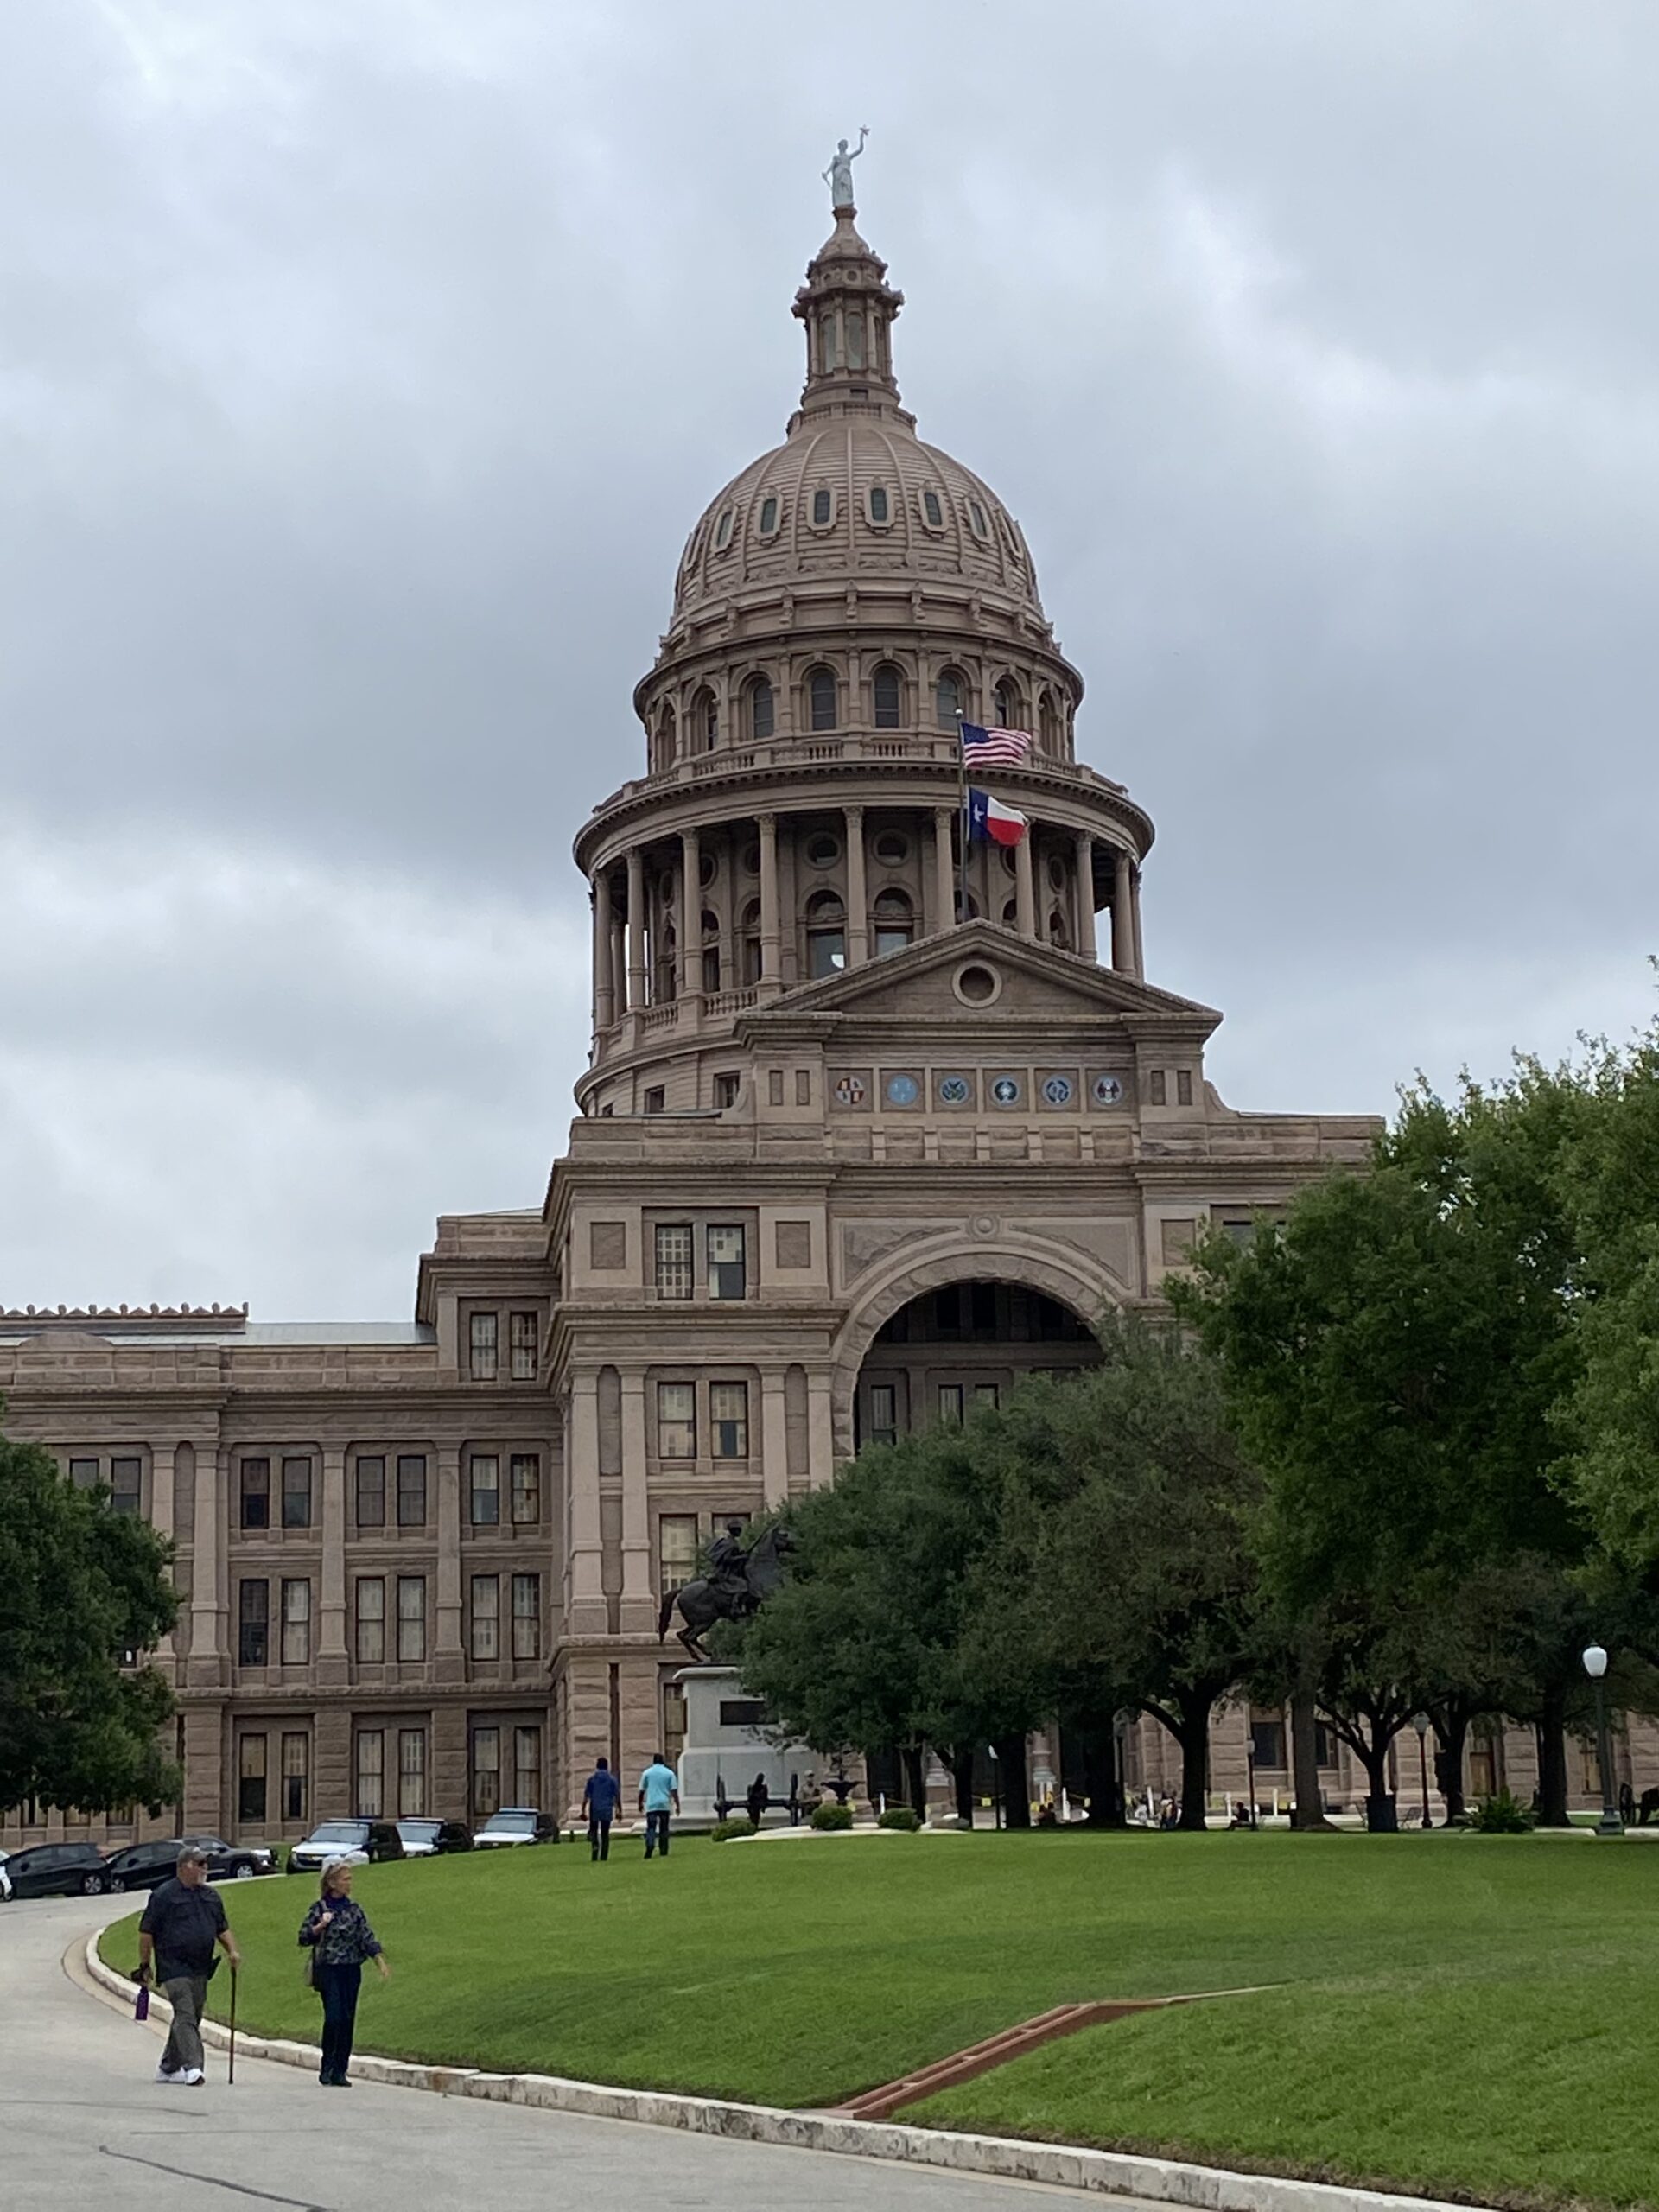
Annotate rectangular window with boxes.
[510,1453,541,1525]
[68,1455,99,1490]
[471,1726,500,1820]
[469,1573,499,1661]
[654,1223,694,1300]
[657,1382,696,1459]
[1250,1718,1287,1770]
[238,1580,269,1667]
[468,1311,499,1382]
[238,1734,267,1826]
[973,1382,1001,1410]
[397,1453,428,1528]
[707,1224,747,1299]
[280,1579,311,1665]
[396,1575,426,1662]
[713,1071,740,1109]
[509,1310,538,1382]
[281,1456,313,1529]
[355,1729,384,1818]
[469,1453,500,1527]
[868,1382,899,1448]
[658,1514,699,1596]
[1147,1069,1167,1106]
[282,1732,309,1823]
[1176,1068,1194,1106]
[643,1086,665,1115]
[240,1458,270,1530]
[513,1725,541,1809]
[1315,1721,1339,1770]
[398,1729,426,1817]
[710,1382,748,1459]
[511,1573,541,1659]
[354,1455,386,1529]
[355,1577,385,1663]
[110,1456,143,1515]
[937,1384,964,1425]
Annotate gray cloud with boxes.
[3,0,1655,1313]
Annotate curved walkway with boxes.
[3,1889,1094,2210]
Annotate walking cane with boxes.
[227,1962,238,2087]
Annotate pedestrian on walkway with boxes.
[137,1845,242,2086]
[746,1772,770,1828]
[582,1755,622,1860]
[298,1859,391,2088]
[638,1752,681,1859]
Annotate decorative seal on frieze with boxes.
[969,1213,1000,1240]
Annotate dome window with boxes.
[714,507,735,552]
[757,495,780,537]
[701,909,721,993]
[968,499,989,541]
[872,664,902,728]
[807,667,839,732]
[692,688,718,754]
[810,486,834,528]
[873,889,913,959]
[1039,690,1059,756]
[935,670,964,729]
[739,899,761,983]
[868,486,890,525]
[804,830,842,871]
[994,679,1025,733]
[805,890,847,978]
[873,829,910,867]
[699,851,718,887]
[846,311,866,369]
[921,489,944,530]
[747,677,775,742]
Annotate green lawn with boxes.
[101,1831,1659,2209]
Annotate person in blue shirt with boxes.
[637,1752,682,1859]
[582,1756,623,1861]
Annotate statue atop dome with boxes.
[823,128,868,210]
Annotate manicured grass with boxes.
[101,1831,1659,2209]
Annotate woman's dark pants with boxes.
[315,1961,363,2083]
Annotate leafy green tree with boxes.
[0,1427,180,1815]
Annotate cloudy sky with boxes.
[4,1,1656,1319]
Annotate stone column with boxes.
[316,1445,348,1689]
[1130,863,1145,979]
[594,870,615,1030]
[1074,831,1097,960]
[567,1374,607,1635]
[758,812,782,995]
[618,1372,656,1633]
[806,1370,835,1491]
[678,829,702,998]
[1014,823,1037,938]
[931,806,956,935]
[434,1444,464,1681]
[845,804,868,965]
[1111,849,1134,974]
[626,847,647,1011]
[761,1371,790,1510]
[188,1443,226,1689]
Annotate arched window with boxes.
[935,670,963,729]
[654,925,677,1005]
[757,495,779,536]
[872,889,913,959]
[701,909,721,994]
[810,486,833,527]
[747,677,774,742]
[807,667,838,732]
[805,889,846,979]
[1048,909,1071,950]
[657,706,677,772]
[713,508,734,551]
[1039,690,1058,756]
[921,488,944,530]
[1001,897,1019,928]
[739,899,762,986]
[868,485,889,524]
[993,680,1023,734]
[872,664,902,729]
[692,688,718,753]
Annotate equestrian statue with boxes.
[658,1519,795,1662]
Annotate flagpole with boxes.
[955,711,968,926]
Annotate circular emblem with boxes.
[938,1074,970,1106]
[834,1075,867,1108]
[885,1073,920,1108]
[1091,1074,1124,1107]
[970,1213,1000,1240]
[990,1076,1021,1109]
[1041,1075,1075,1107]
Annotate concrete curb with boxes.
[85,1935,1471,2212]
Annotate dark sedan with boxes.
[1,1842,111,1898]
[396,1819,473,1858]
[103,1834,276,1893]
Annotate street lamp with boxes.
[1582,1644,1624,1836]
[1410,1713,1432,1829]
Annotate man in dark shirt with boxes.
[138,1846,242,2084]
[582,1756,622,1861]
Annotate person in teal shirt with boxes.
[637,1754,681,1859]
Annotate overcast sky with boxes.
[4,1,1656,1320]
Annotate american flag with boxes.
[959,721,1033,768]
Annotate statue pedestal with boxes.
[675,1666,815,1823]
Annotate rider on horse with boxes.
[704,1519,751,1610]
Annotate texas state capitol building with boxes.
[10,195,1615,1847]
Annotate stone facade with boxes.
[4,203,1644,1848]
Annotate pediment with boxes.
[738,923,1221,1035]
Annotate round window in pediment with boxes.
[953,962,1001,1007]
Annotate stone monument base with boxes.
[675,1665,816,1823]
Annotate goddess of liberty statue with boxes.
[823,127,869,210]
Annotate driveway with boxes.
[2,1889,1099,2209]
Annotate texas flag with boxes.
[967,787,1029,847]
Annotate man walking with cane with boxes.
[137,1845,242,2085]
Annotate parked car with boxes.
[0,1851,10,1902]
[287,1819,404,1875]
[472,1807,559,1848]
[395,1818,473,1858]
[103,1834,276,1893]
[0,1842,111,1898]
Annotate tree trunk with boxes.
[1176,1691,1212,1832]
[1535,1688,1570,1827]
[901,1743,927,1815]
[994,1734,1031,1829]
[1433,1715,1469,1825]
[1076,1725,1125,1827]
[950,1743,977,1826]
[1290,1690,1335,1831]
[1357,1737,1397,1832]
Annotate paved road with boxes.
[3,1890,1096,2211]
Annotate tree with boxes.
[0,1428,180,1815]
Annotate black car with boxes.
[103,1834,276,1893]
[287,1819,405,1875]
[395,1818,473,1858]
[1,1842,111,1898]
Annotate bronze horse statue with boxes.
[658,1523,794,1662]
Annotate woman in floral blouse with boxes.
[297,1859,391,2087]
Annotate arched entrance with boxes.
[853,1278,1099,1452]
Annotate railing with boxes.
[703,987,759,1016]
[594,730,1110,812]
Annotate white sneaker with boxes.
[180,2069,206,2086]
[155,2065,184,2083]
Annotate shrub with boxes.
[810,1801,855,1831]
[1468,1788,1535,1834]
[877,1806,922,1831]
[709,1818,756,1842]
